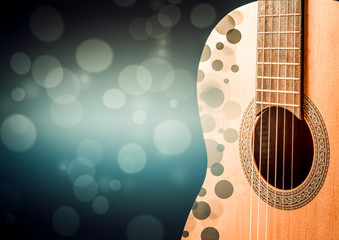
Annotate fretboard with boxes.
[256,0,303,119]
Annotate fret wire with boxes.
[258,13,301,17]
[258,31,300,34]
[257,76,300,80]
[258,62,300,65]
[258,47,300,50]
[256,89,299,94]
[256,101,300,107]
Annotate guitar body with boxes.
[182,1,339,239]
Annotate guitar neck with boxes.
[256,0,303,119]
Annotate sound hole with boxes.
[253,107,314,190]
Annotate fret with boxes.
[258,31,300,34]
[256,79,301,92]
[256,92,300,104]
[257,47,300,50]
[257,62,300,65]
[258,15,301,32]
[257,64,301,78]
[257,49,301,63]
[256,102,299,108]
[256,89,299,94]
[258,33,301,48]
[258,13,301,17]
[257,76,300,80]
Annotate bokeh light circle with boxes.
[127,215,164,240]
[76,39,113,73]
[129,17,148,41]
[73,175,98,202]
[153,120,191,155]
[92,196,109,215]
[163,69,195,101]
[110,179,122,191]
[169,99,178,108]
[118,143,147,174]
[50,99,83,128]
[141,58,173,92]
[67,157,96,184]
[132,110,146,124]
[46,68,81,104]
[11,88,26,102]
[103,88,126,109]
[190,4,216,28]
[30,6,64,42]
[157,5,181,27]
[76,139,103,165]
[32,55,63,88]
[10,53,31,75]
[146,15,171,39]
[118,65,152,96]
[1,114,37,152]
[52,206,79,237]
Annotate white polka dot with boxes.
[119,65,152,96]
[73,175,98,202]
[52,206,79,237]
[50,99,83,128]
[92,196,109,215]
[76,139,103,165]
[190,4,216,28]
[11,88,26,102]
[32,55,63,88]
[132,110,146,124]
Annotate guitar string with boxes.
[257,0,265,238]
[281,0,289,238]
[249,0,264,238]
[273,0,282,239]
[265,2,279,240]
[291,0,297,215]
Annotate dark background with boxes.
[0,0,251,239]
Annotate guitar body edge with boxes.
[182,1,339,239]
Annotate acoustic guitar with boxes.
[182,0,339,239]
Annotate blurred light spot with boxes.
[76,139,103,165]
[11,88,26,102]
[132,110,146,124]
[153,120,191,155]
[141,58,173,92]
[67,157,96,184]
[119,65,152,96]
[127,215,164,240]
[1,114,37,152]
[157,49,166,57]
[21,80,41,99]
[50,99,83,128]
[92,196,109,215]
[103,88,126,109]
[114,0,137,7]
[0,183,20,214]
[46,68,81,104]
[169,99,178,108]
[73,175,98,202]
[146,15,171,39]
[110,179,122,191]
[129,17,148,41]
[163,69,195,101]
[32,55,63,88]
[190,4,216,28]
[30,6,64,42]
[60,163,67,171]
[76,39,113,73]
[158,5,181,27]
[52,206,79,237]
[118,143,147,174]
[6,213,16,224]
[10,53,31,75]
